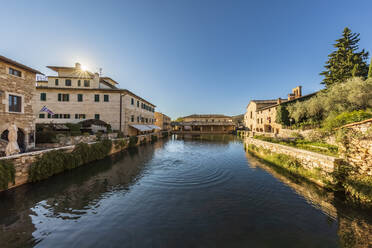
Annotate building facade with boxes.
[244,86,315,134]
[173,114,235,133]
[34,62,156,136]
[155,112,171,131]
[0,55,42,153]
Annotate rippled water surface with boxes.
[1,135,372,248]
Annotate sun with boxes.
[81,64,88,71]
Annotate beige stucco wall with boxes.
[33,88,124,130]
[0,61,36,151]
[122,94,155,136]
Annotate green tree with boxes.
[320,27,369,88]
[368,57,372,78]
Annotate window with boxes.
[75,114,86,119]
[63,114,70,119]
[77,94,83,102]
[141,117,144,123]
[8,95,22,112]
[58,93,69,101]
[94,94,100,102]
[53,114,59,119]
[137,116,140,122]
[48,113,51,118]
[131,98,134,105]
[78,80,81,87]
[40,93,46,101]
[250,111,253,119]
[39,113,45,118]
[131,115,134,122]
[137,101,139,107]
[104,95,109,102]
[55,79,59,86]
[95,114,100,120]
[84,80,90,87]
[65,79,72,86]
[9,68,22,77]
[145,118,148,123]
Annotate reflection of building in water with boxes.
[244,141,372,248]
[0,142,161,247]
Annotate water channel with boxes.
[0,135,371,247]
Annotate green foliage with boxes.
[320,27,369,88]
[129,136,138,147]
[174,117,184,122]
[29,140,112,182]
[0,160,15,190]
[323,110,372,131]
[151,135,158,143]
[66,123,82,136]
[369,57,372,78]
[287,77,372,129]
[117,131,125,138]
[36,129,57,144]
[344,174,372,205]
[114,139,127,149]
[276,105,290,126]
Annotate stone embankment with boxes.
[245,137,341,174]
[0,132,169,191]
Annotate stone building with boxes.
[244,86,316,134]
[155,112,171,131]
[0,55,42,153]
[173,114,235,133]
[34,62,156,136]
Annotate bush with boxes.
[29,140,112,182]
[114,139,127,149]
[66,123,82,136]
[129,136,138,147]
[151,135,158,143]
[117,131,125,138]
[322,110,372,130]
[36,130,57,144]
[287,77,372,127]
[0,160,15,190]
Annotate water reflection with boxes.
[243,138,372,248]
[0,136,371,247]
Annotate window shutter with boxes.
[58,93,61,101]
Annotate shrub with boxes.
[0,160,15,190]
[129,136,138,147]
[322,110,372,130]
[66,123,82,136]
[117,131,125,138]
[29,140,112,182]
[276,105,290,126]
[114,139,127,149]
[151,135,158,143]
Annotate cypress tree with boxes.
[368,58,372,78]
[320,27,369,88]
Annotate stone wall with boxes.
[0,131,169,191]
[0,60,37,151]
[244,137,341,174]
[338,118,372,176]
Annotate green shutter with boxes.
[58,93,61,101]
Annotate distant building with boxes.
[34,62,156,136]
[0,55,42,153]
[155,112,171,131]
[173,114,235,133]
[244,86,316,134]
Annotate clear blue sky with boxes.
[1,0,371,119]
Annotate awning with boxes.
[130,124,161,132]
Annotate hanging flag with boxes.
[40,106,55,115]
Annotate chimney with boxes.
[277,98,282,104]
[75,62,81,70]
[292,86,302,98]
